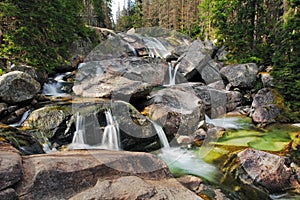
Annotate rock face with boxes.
[220,63,258,89]
[16,150,201,200]
[0,71,41,104]
[235,148,293,193]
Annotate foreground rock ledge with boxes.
[16,150,202,200]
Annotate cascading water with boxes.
[143,37,171,58]
[69,109,121,150]
[101,109,121,150]
[9,109,32,127]
[165,62,180,86]
[151,121,170,149]
[42,73,69,96]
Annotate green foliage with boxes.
[271,0,300,119]
[0,0,93,71]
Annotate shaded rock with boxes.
[70,176,202,200]
[235,148,292,193]
[0,71,41,104]
[250,88,280,125]
[220,63,258,89]
[0,126,44,155]
[0,144,23,191]
[145,85,205,138]
[0,188,18,200]
[0,102,7,117]
[226,91,242,112]
[16,150,173,200]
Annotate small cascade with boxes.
[101,109,121,150]
[69,109,121,150]
[42,73,69,97]
[143,37,171,58]
[9,109,32,127]
[205,115,246,129]
[165,62,180,86]
[151,121,170,148]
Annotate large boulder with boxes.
[15,150,200,200]
[73,72,152,101]
[234,148,293,193]
[0,71,41,104]
[145,85,205,139]
[22,105,73,147]
[220,63,258,89]
[177,40,223,84]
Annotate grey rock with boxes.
[220,63,258,89]
[0,71,41,104]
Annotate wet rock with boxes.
[250,88,280,125]
[0,144,23,191]
[145,85,205,138]
[0,71,41,104]
[0,125,44,155]
[16,150,173,200]
[220,63,258,89]
[235,148,293,193]
[70,176,202,200]
[22,105,73,145]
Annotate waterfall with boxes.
[143,37,171,58]
[165,62,180,86]
[69,110,121,150]
[151,121,170,148]
[101,109,121,150]
[9,109,32,127]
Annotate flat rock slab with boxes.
[16,150,172,200]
